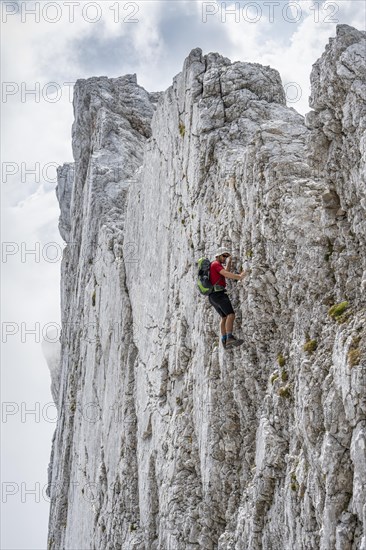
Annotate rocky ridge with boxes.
[47,25,366,550]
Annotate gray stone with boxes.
[48,25,366,550]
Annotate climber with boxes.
[209,247,248,349]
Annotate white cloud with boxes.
[2,182,63,549]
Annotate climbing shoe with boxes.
[226,335,244,348]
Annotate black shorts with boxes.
[208,290,235,318]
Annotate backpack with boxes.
[197,257,214,295]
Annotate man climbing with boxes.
[209,247,248,349]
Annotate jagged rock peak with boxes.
[175,45,286,106]
[310,24,366,112]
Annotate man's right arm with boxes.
[219,268,246,281]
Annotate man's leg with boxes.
[220,316,227,347]
[220,316,227,337]
[225,313,235,335]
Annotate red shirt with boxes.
[210,260,226,288]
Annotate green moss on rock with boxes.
[348,349,361,367]
[278,385,291,398]
[348,336,361,367]
[303,339,317,354]
[178,120,185,137]
[281,370,289,382]
[328,301,349,319]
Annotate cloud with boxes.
[72,33,140,75]
[2,184,62,550]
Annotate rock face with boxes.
[47,25,366,550]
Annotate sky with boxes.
[1,1,365,548]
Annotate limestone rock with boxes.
[48,25,366,550]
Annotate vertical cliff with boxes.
[48,25,366,550]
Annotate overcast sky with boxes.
[1,1,365,549]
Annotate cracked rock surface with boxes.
[47,25,366,550]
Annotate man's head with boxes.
[214,247,231,263]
